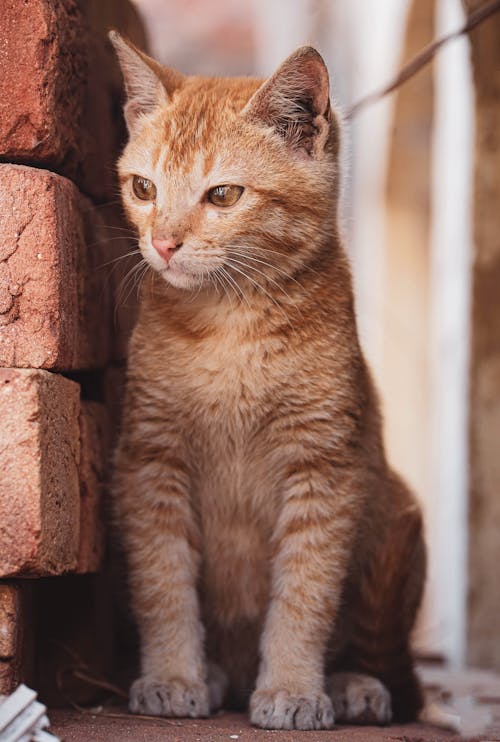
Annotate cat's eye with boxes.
[207,185,244,207]
[132,175,157,201]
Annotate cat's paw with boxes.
[250,689,334,730]
[129,676,210,718]
[327,672,392,725]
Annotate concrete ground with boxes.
[49,666,500,742]
[50,708,460,742]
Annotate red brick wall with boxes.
[0,0,146,696]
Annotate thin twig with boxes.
[69,669,128,700]
[75,707,183,726]
[346,0,500,119]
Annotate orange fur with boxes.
[110,33,426,730]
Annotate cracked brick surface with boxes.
[0,1,85,183]
[0,0,147,201]
[0,370,110,577]
[0,369,81,577]
[0,164,113,370]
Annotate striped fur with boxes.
[110,35,426,730]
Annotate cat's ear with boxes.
[109,30,184,134]
[242,46,331,156]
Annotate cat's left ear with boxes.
[109,30,184,134]
[242,47,331,157]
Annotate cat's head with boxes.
[110,32,339,293]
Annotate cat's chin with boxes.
[159,265,201,291]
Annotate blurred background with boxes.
[129,0,498,673]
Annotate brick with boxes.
[0,1,85,182]
[0,582,35,695]
[0,369,80,577]
[0,0,147,201]
[0,165,113,370]
[77,401,109,573]
[0,371,111,577]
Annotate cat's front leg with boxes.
[250,463,358,730]
[114,439,209,718]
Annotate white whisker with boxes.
[218,266,251,310]
[99,248,142,268]
[225,255,302,321]
[224,259,295,330]
[212,269,233,307]
[115,258,149,318]
[246,243,322,278]
[228,249,305,291]
[101,224,137,234]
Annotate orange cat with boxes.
[110,31,426,731]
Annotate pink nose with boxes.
[152,238,182,263]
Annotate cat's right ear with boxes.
[109,31,183,134]
[242,46,331,158]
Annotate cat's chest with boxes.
[156,320,283,417]
[168,328,273,413]
[137,303,303,446]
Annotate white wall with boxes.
[428,0,473,667]
[346,0,473,665]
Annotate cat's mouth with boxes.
[160,261,196,289]
[142,239,224,291]
[140,239,201,290]
[159,259,208,291]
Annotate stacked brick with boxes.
[0,0,146,696]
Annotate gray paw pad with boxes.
[129,677,210,718]
[250,689,334,730]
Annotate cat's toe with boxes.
[129,677,210,718]
[129,677,167,716]
[250,689,334,730]
[328,672,392,725]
